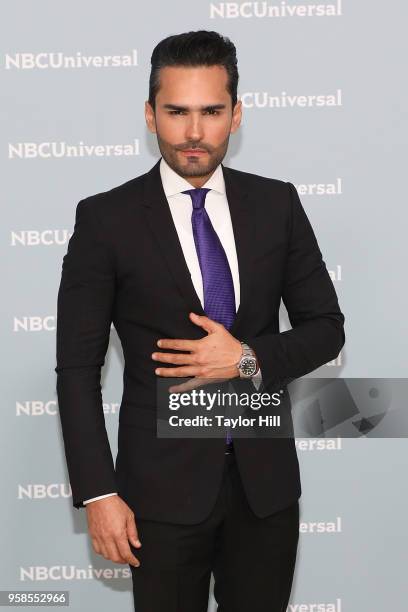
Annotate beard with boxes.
[156,132,230,178]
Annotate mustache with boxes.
[177,144,211,152]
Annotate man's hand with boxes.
[85,495,142,567]
[152,312,243,391]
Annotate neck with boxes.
[184,170,216,188]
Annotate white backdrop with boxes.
[1,1,407,610]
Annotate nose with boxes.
[184,112,204,142]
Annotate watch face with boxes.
[240,357,257,377]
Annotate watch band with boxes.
[238,341,260,377]
[240,342,253,356]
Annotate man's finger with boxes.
[189,312,219,334]
[157,338,197,351]
[104,538,124,563]
[155,366,201,378]
[152,351,195,365]
[126,513,142,549]
[116,535,140,567]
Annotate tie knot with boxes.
[182,187,211,210]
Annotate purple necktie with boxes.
[182,187,235,445]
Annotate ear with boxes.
[145,100,157,134]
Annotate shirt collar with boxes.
[159,155,226,197]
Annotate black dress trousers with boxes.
[129,446,299,612]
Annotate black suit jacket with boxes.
[55,157,345,523]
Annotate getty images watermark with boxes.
[156,378,294,439]
[168,387,282,429]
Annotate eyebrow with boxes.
[162,104,227,111]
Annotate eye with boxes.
[168,109,220,116]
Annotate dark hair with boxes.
[148,30,239,111]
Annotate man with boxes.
[55,30,345,611]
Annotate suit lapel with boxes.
[141,158,255,335]
[142,158,205,316]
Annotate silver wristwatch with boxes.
[237,341,259,378]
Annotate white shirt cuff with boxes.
[83,492,118,504]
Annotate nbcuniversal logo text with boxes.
[8,139,140,159]
[4,49,138,70]
[13,316,56,332]
[287,601,342,612]
[11,230,72,246]
[326,351,342,367]
[328,265,342,282]
[300,517,342,533]
[294,178,342,195]
[239,89,342,108]
[210,0,343,19]
[15,400,120,417]
[13,317,115,331]
[18,484,72,500]
[295,438,342,451]
[20,565,131,581]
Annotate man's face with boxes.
[145,65,242,186]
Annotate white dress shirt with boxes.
[83,156,261,505]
